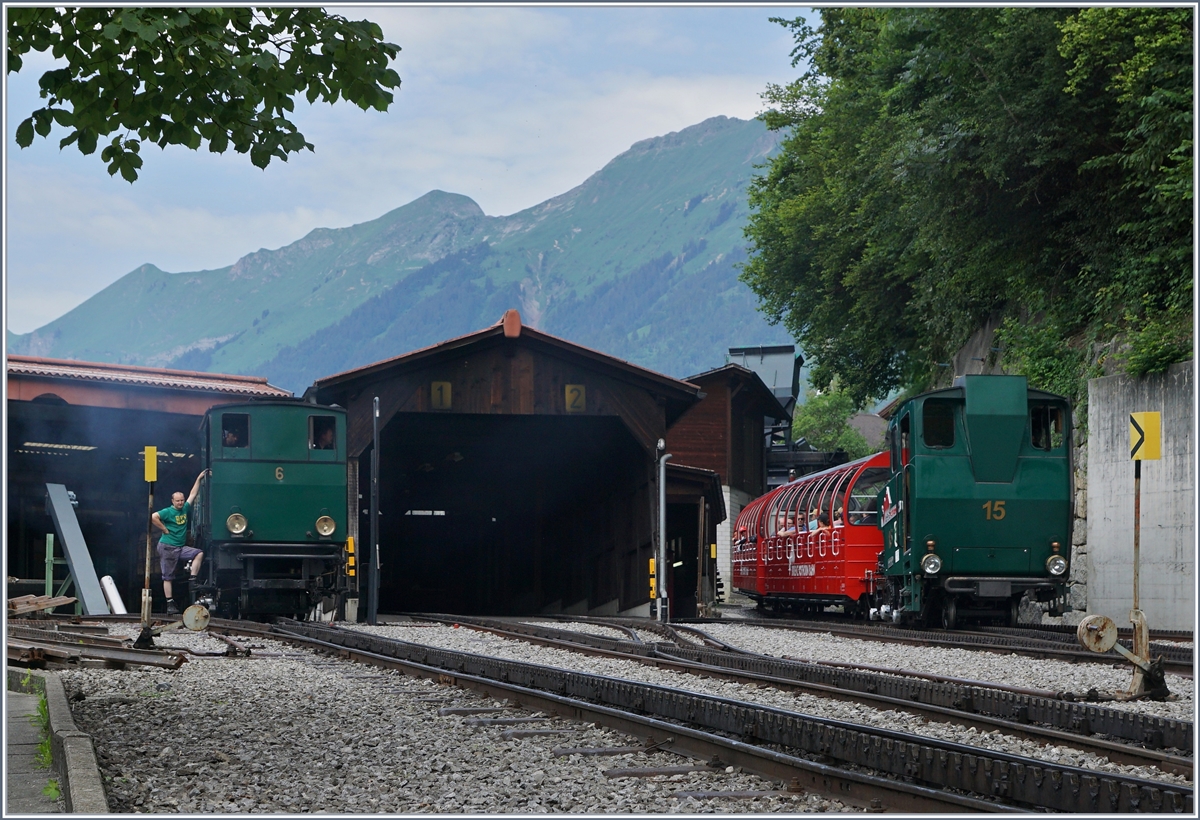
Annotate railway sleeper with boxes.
[433,614,1193,751]
[656,643,1191,751]
[275,621,1192,813]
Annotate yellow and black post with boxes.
[136,446,158,648]
[1127,411,1161,696]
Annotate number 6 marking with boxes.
[275,467,284,481]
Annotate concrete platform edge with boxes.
[8,668,108,813]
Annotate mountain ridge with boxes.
[10,116,795,390]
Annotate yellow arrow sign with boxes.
[1130,412,1161,460]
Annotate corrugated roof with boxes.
[6,355,291,397]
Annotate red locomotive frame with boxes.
[732,452,891,615]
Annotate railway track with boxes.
[671,615,1194,677]
[973,625,1194,668]
[262,618,1190,813]
[418,614,1192,771]
[26,612,1193,812]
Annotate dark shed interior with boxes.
[7,398,203,610]
[367,413,651,615]
[317,311,700,618]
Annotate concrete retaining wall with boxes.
[1085,361,1194,631]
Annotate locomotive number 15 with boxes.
[982,500,1006,520]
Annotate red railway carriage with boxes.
[732,452,891,615]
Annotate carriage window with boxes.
[310,416,336,450]
[847,467,890,526]
[222,414,249,448]
[1030,403,1066,451]
[922,400,956,448]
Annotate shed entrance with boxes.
[367,412,648,615]
[314,310,703,619]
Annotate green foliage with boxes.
[791,389,874,459]
[993,315,1095,410]
[43,779,61,801]
[742,9,1192,404]
[1124,304,1192,378]
[7,8,400,180]
[32,693,52,769]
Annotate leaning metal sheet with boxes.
[44,483,110,615]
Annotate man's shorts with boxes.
[157,543,202,577]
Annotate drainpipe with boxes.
[657,446,672,623]
[368,397,380,626]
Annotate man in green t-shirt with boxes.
[151,470,208,615]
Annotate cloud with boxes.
[360,7,573,80]
[5,162,348,332]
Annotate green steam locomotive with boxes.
[192,401,352,619]
[876,375,1073,628]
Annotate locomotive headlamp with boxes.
[226,512,248,535]
[315,515,336,537]
[920,552,943,574]
[1046,555,1068,576]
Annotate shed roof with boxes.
[7,355,290,397]
[684,362,790,421]
[313,310,701,427]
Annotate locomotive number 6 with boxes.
[275,466,285,481]
[982,500,1006,520]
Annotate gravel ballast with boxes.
[687,621,1193,722]
[60,627,849,814]
[347,622,1190,787]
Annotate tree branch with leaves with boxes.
[7,7,401,181]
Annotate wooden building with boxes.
[664,363,790,599]
[6,356,291,607]
[309,310,711,617]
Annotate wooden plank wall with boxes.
[664,379,730,480]
[344,343,667,457]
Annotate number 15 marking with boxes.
[982,500,1006,520]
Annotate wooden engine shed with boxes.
[310,310,703,617]
[664,363,790,600]
[5,356,292,610]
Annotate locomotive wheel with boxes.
[941,598,958,630]
[1008,597,1020,627]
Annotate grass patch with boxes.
[29,691,53,769]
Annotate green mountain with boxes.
[10,116,794,391]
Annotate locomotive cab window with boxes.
[1030,403,1066,451]
[310,416,337,451]
[221,414,249,449]
[922,400,957,448]
[890,415,911,471]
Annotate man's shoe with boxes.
[166,599,179,615]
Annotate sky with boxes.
[4,5,812,335]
